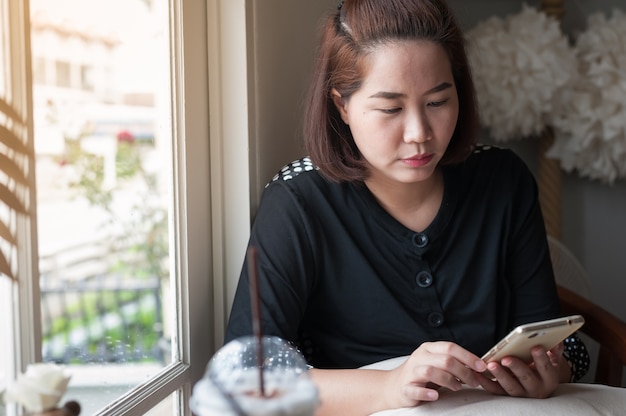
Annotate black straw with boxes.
[247,246,266,397]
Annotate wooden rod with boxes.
[537,127,562,239]
[540,0,565,20]
[537,0,565,240]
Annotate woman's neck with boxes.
[364,169,444,233]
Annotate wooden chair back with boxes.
[558,285,626,387]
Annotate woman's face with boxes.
[333,40,459,186]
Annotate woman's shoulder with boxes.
[261,157,364,217]
[262,156,343,204]
[266,157,320,187]
[257,157,363,230]
[464,144,532,179]
[447,144,537,199]
[468,144,521,163]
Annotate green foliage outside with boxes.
[43,135,168,364]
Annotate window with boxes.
[0,0,253,414]
[80,65,93,91]
[32,57,46,85]
[35,2,177,410]
[54,60,70,88]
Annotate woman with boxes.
[225,0,588,414]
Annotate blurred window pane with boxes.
[144,391,177,416]
[31,0,173,413]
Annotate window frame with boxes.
[4,0,252,414]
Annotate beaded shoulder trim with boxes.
[267,157,318,187]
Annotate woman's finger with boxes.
[486,360,527,397]
[475,371,507,395]
[416,342,487,373]
[402,383,439,404]
[409,343,483,388]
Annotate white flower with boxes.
[2,363,71,412]
[466,4,577,142]
[549,9,626,183]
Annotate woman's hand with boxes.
[384,341,487,409]
[476,342,566,399]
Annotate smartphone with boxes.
[481,315,585,364]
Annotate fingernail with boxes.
[475,360,487,371]
[427,391,439,400]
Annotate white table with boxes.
[362,356,626,415]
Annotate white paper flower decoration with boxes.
[465,5,577,142]
[548,10,626,183]
[2,363,71,412]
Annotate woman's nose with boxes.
[403,110,432,144]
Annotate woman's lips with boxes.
[401,154,434,167]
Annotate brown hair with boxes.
[303,0,479,182]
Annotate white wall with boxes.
[247,0,626,322]
[247,0,338,205]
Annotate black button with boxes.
[412,233,429,248]
[427,312,444,327]
[416,271,433,288]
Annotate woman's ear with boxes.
[331,88,349,125]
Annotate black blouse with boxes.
[225,145,589,379]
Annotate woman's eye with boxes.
[428,99,448,108]
[379,108,401,114]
